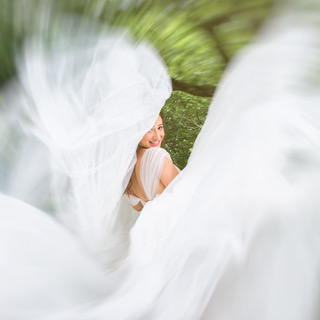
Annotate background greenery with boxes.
[0,0,273,169]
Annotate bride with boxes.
[125,112,179,212]
[1,4,320,320]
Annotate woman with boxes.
[125,112,179,212]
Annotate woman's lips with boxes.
[149,140,160,146]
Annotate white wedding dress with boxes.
[0,5,320,320]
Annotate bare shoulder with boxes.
[160,157,179,187]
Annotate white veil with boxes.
[14,17,172,266]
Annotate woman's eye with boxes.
[158,126,163,130]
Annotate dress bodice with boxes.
[126,147,171,208]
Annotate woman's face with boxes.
[139,115,165,148]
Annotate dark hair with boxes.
[158,110,165,146]
[159,110,165,128]
[124,111,165,196]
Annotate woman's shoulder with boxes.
[141,147,171,161]
[159,156,179,187]
[140,147,179,187]
[138,147,172,181]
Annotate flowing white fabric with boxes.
[13,17,172,267]
[0,6,320,320]
[0,193,111,319]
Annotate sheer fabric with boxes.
[126,194,145,207]
[126,147,171,207]
[13,18,171,267]
[140,147,171,200]
[126,148,171,207]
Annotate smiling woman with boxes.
[125,113,179,211]
[139,114,165,148]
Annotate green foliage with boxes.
[0,0,273,166]
[0,0,16,86]
[163,91,210,169]
[110,5,223,86]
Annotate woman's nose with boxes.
[153,130,160,139]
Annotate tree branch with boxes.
[171,78,216,98]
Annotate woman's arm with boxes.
[160,158,179,187]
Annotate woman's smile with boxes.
[149,140,160,146]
